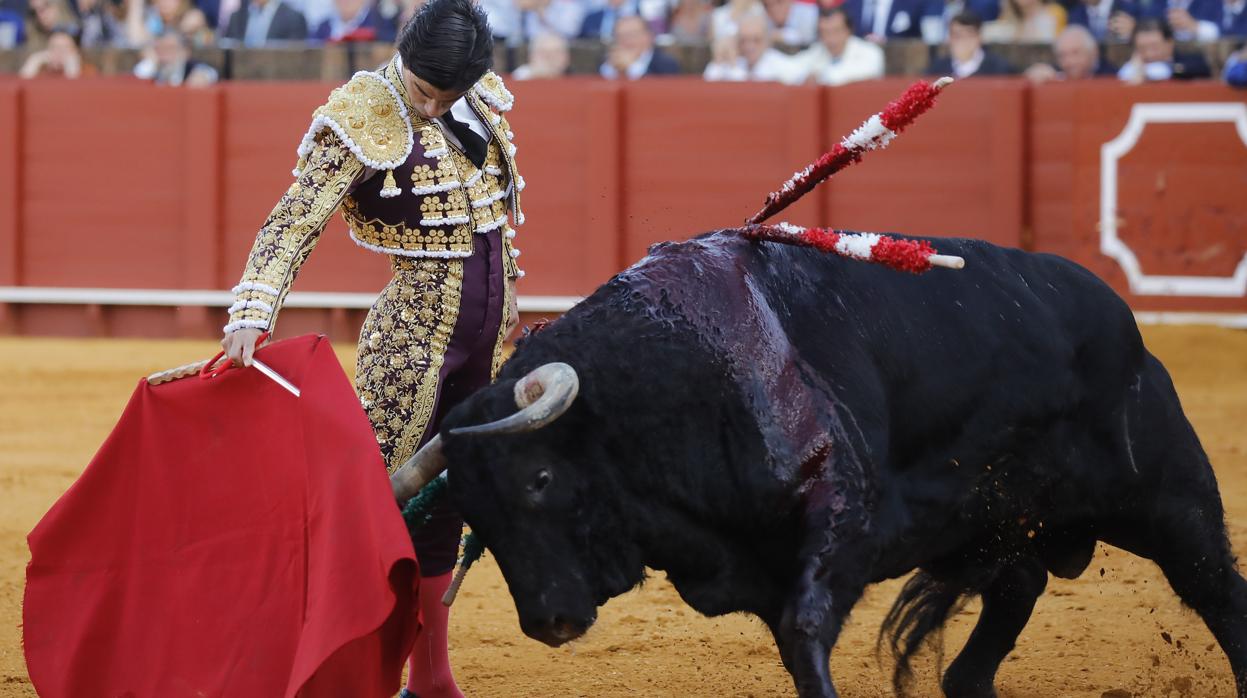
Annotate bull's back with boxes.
[713,233,1136,380]
[740,233,1145,468]
[619,232,1143,430]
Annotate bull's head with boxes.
[388,363,580,502]
[390,362,641,647]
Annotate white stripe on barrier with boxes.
[0,287,582,314]
[1133,312,1247,329]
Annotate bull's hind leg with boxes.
[1111,497,1247,697]
[941,557,1048,698]
[1103,357,1247,696]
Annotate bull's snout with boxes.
[521,613,595,647]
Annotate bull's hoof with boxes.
[941,670,998,698]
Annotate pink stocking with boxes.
[404,572,464,698]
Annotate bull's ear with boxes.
[449,363,579,437]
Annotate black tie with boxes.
[441,110,488,169]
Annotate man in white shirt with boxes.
[705,13,804,82]
[790,7,884,85]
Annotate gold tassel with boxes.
[380,169,401,198]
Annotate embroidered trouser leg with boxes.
[356,230,507,576]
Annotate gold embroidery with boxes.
[491,260,514,380]
[313,71,411,168]
[467,90,522,229]
[474,71,515,112]
[356,257,464,469]
[501,226,520,279]
[382,55,420,119]
[410,156,458,191]
[229,131,364,330]
[445,188,469,218]
[376,55,524,280]
[341,198,473,255]
[419,127,447,153]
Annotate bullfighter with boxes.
[220,0,524,694]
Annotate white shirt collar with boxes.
[952,48,984,78]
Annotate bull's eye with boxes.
[530,469,552,494]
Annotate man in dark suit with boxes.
[927,10,1013,77]
[1212,0,1247,38]
[1156,0,1247,40]
[599,15,682,78]
[1117,17,1211,81]
[1067,0,1141,41]
[222,0,308,44]
[581,0,651,40]
[840,0,928,39]
[1025,24,1117,82]
[1225,45,1247,85]
[1157,0,1226,41]
[313,0,396,42]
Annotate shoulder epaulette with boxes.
[471,71,515,113]
[293,70,413,196]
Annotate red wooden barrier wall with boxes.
[1030,81,1247,316]
[0,77,1244,338]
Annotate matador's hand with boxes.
[221,328,266,368]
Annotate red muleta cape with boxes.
[24,334,420,697]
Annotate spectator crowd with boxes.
[2,0,1244,86]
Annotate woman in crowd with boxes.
[19,24,96,76]
[982,0,1065,42]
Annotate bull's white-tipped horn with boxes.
[449,362,579,437]
[390,434,448,502]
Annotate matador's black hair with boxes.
[397,0,494,93]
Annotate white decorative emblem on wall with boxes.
[1100,102,1247,297]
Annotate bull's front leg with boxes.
[771,540,866,698]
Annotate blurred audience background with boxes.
[0,0,1243,83]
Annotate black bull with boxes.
[434,230,1247,698]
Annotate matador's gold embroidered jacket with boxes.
[225,56,524,334]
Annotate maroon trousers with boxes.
[409,229,506,576]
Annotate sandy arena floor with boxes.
[2,325,1245,697]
